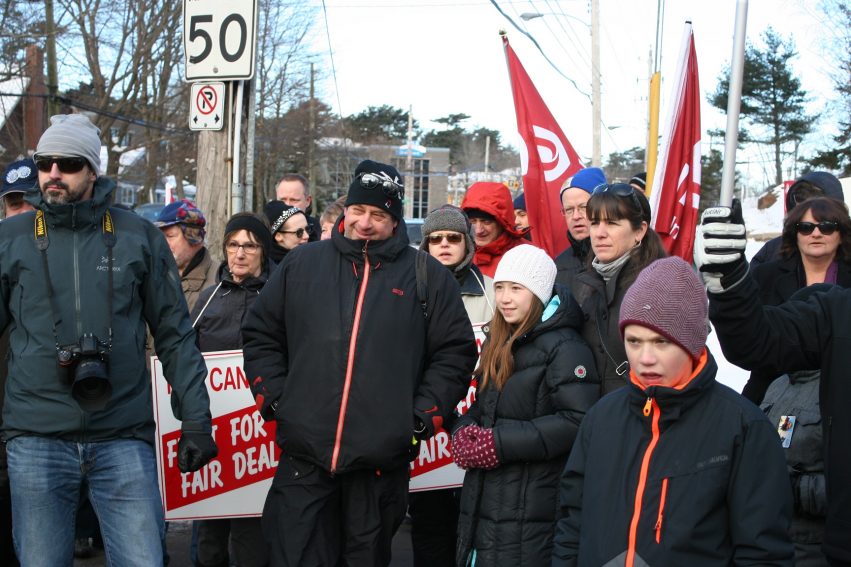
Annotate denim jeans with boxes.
[6,436,165,567]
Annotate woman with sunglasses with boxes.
[264,200,310,264]
[570,183,667,395]
[744,197,851,566]
[189,212,273,567]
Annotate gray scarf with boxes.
[592,249,634,282]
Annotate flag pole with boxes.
[720,0,749,206]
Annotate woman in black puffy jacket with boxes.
[189,212,273,567]
[453,245,600,567]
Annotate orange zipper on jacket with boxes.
[331,250,371,473]
[655,477,668,543]
[626,396,661,567]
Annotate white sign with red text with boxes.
[152,350,279,520]
[409,322,486,492]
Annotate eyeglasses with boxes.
[796,221,838,235]
[592,183,643,215]
[427,233,464,245]
[280,228,307,239]
[33,156,88,174]
[225,241,261,254]
[357,172,404,200]
[561,204,588,216]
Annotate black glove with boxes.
[693,199,748,293]
[177,421,218,473]
[413,406,444,441]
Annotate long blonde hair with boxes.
[476,297,544,392]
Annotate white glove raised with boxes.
[693,201,748,294]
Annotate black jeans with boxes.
[408,488,460,567]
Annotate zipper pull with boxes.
[643,397,652,417]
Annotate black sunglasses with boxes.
[280,228,307,239]
[34,156,88,174]
[427,233,464,245]
[357,172,404,200]
[592,183,643,214]
[796,221,838,236]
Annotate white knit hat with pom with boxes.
[493,244,556,305]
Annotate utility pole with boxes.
[404,106,414,219]
[308,63,316,193]
[591,0,601,166]
[44,0,59,116]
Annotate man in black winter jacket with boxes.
[242,160,477,567]
[0,115,217,565]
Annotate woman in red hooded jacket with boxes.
[461,182,530,277]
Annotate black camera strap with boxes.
[34,209,116,351]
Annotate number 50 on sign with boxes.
[183,0,258,81]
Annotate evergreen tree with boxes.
[710,27,814,185]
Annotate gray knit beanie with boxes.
[35,114,102,173]
[619,257,708,360]
[419,205,475,272]
[493,244,556,305]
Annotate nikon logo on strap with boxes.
[102,210,115,236]
[34,210,46,239]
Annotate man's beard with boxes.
[42,181,81,205]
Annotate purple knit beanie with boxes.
[619,257,708,360]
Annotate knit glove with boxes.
[452,425,499,470]
[451,425,477,469]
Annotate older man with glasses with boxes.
[0,114,216,565]
[554,167,607,291]
[243,160,477,566]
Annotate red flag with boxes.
[649,24,701,263]
[503,36,583,258]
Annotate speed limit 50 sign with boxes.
[183,0,258,81]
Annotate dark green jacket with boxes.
[0,177,210,442]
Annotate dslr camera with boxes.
[57,333,112,411]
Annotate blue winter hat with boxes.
[1,158,38,197]
[513,193,526,211]
[561,167,607,200]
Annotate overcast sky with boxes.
[312,0,840,189]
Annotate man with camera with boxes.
[243,160,477,566]
[0,114,217,566]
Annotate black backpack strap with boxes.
[415,249,429,318]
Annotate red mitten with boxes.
[451,425,479,469]
[466,427,500,470]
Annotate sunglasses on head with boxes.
[33,156,88,174]
[280,228,307,239]
[357,172,404,200]
[592,182,643,214]
[427,233,464,245]
[796,221,838,235]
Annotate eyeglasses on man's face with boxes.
[34,156,88,174]
[427,233,464,245]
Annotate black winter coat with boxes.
[455,286,600,567]
[709,272,851,564]
[744,254,851,402]
[553,352,794,567]
[554,234,591,295]
[242,222,477,474]
[190,263,267,352]
[570,260,636,395]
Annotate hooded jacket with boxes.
[751,172,845,268]
[553,351,794,567]
[0,177,211,442]
[242,220,477,474]
[455,285,600,567]
[462,183,528,278]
